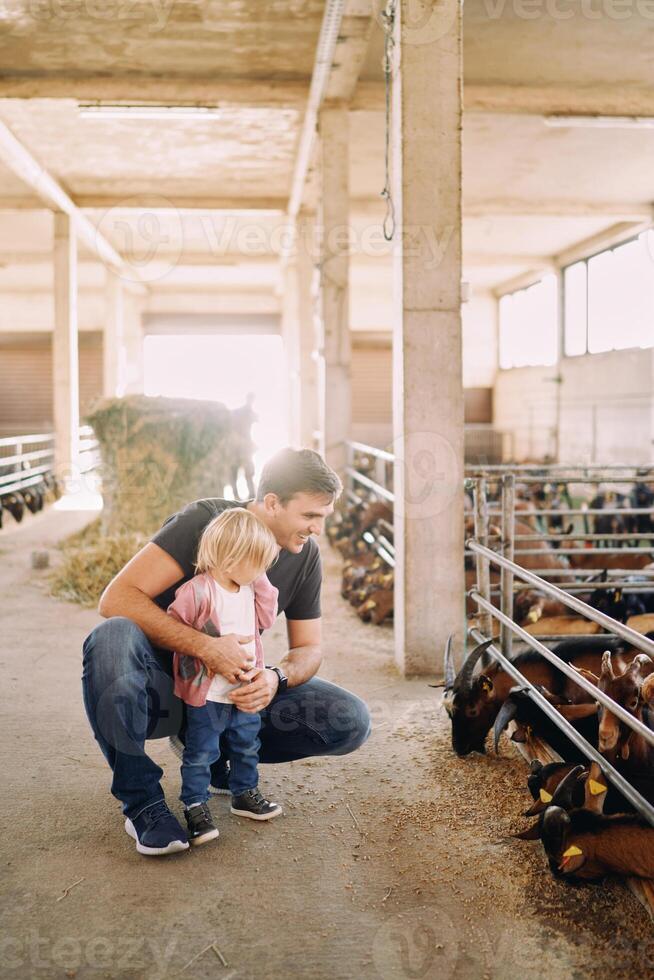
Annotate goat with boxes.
[442,635,646,758]
[542,802,654,882]
[1,492,25,523]
[518,764,654,881]
[513,589,570,625]
[581,650,654,770]
[523,759,636,816]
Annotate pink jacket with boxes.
[167,572,278,708]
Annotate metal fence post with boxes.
[500,472,515,658]
[472,476,492,638]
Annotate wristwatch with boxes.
[267,666,288,695]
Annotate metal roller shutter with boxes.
[0,332,103,436]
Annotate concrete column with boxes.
[391,0,465,676]
[297,211,320,449]
[316,106,351,473]
[123,291,145,395]
[281,259,303,447]
[52,212,79,480]
[103,271,127,398]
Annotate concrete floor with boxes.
[1,508,653,980]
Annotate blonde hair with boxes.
[195,507,278,577]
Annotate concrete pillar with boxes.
[103,271,127,398]
[123,291,145,395]
[297,211,320,449]
[52,212,79,480]
[391,0,465,676]
[316,106,351,473]
[281,260,302,447]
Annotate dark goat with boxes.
[517,764,654,881]
[524,759,637,816]
[588,572,654,622]
[442,635,645,758]
[1,492,25,523]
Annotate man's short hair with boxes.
[256,448,342,504]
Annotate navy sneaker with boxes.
[124,800,189,856]
[169,735,231,796]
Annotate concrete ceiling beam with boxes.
[0,76,309,108]
[74,196,287,211]
[0,119,147,291]
[352,82,654,117]
[464,200,653,219]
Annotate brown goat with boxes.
[581,651,654,769]
[521,764,654,881]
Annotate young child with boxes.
[168,507,283,846]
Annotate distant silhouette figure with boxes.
[230,392,257,498]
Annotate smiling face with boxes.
[262,491,335,553]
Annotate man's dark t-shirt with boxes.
[151,498,322,622]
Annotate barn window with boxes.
[563,230,654,356]
[498,274,558,369]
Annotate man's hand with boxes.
[201,634,256,683]
[228,668,279,714]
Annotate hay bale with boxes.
[50,395,249,606]
[87,395,244,536]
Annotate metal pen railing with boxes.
[0,428,100,511]
[466,530,654,825]
[467,625,654,826]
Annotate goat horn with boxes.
[443,634,456,691]
[493,697,519,754]
[550,764,586,810]
[601,650,614,680]
[453,639,494,695]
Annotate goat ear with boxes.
[572,665,599,685]
[513,822,541,841]
[557,703,599,721]
[559,846,586,875]
[478,674,494,698]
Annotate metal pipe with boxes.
[473,478,493,637]
[465,463,654,472]
[509,568,654,578]
[468,596,654,746]
[348,440,395,463]
[345,467,395,503]
[513,546,654,556]
[500,473,515,658]
[513,533,654,541]
[467,540,654,656]
[467,626,654,826]
[492,507,653,517]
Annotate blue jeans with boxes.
[82,618,371,819]
[182,702,260,806]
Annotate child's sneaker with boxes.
[230,788,283,821]
[184,802,220,846]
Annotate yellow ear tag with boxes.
[562,845,583,859]
[481,680,492,692]
[539,789,553,803]
[588,779,607,796]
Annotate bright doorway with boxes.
[144,333,290,494]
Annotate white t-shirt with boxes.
[205,581,257,704]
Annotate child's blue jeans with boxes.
[181,700,260,806]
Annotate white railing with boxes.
[0,427,100,500]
